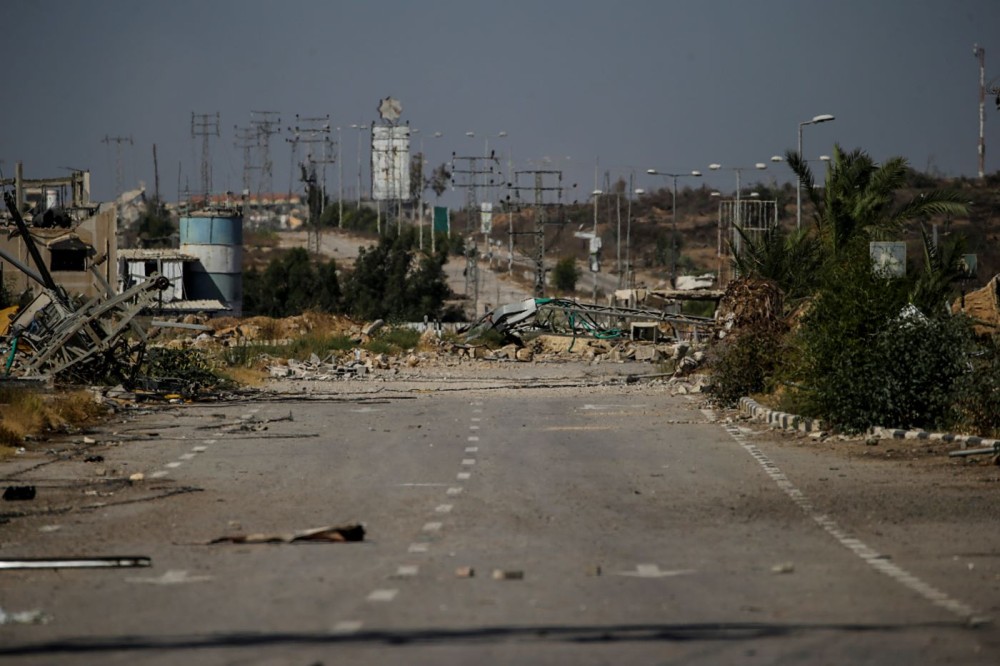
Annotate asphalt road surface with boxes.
[1,363,998,665]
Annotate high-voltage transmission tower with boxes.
[101,134,133,208]
[509,169,568,298]
[250,110,281,198]
[234,125,258,195]
[191,112,220,207]
[289,114,334,254]
[450,151,502,316]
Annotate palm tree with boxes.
[785,145,967,255]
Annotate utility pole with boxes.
[234,125,257,195]
[152,143,160,206]
[101,134,133,206]
[974,44,986,180]
[509,169,567,298]
[191,112,220,208]
[250,110,281,199]
[451,152,501,316]
[291,115,334,254]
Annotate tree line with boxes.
[243,227,459,322]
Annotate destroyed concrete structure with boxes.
[0,189,168,384]
[0,163,117,300]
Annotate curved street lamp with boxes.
[646,169,702,287]
[797,114,835,229]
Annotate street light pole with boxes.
[337,126,343,228]
[796,113,835,230]
[592,189,602,303]
[646,169,701,288]
[629,188,645,289]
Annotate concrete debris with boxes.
[492,569,524,580]
[362,319,385,337]
[206,524,365,545]
[269,357,371,381]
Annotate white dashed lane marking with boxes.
[165,462,182,469]
[367,589,398,602]
[723,424,980,621]
[447,487,463,496]
[422,522,442,532]
[151,470,169,479]
[435,504,453,513]
[467,436,480,442]
[465,446,479,453]
[395,565,419,577]
[333,621,362,634]
[457,472,471,480]
[461,458,476,466]
[408,543,429,553]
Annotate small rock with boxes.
[492,569,524,580]
[128,472,145,483]
[771,562,795,574]
[82,436,97,445]
[865,437,880,446]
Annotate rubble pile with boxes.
[714,276,785,339]
[953,275,1000,336]
[268,356,371,380]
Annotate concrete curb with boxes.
[738,397,826,433]
[738,396,999,450]
[867,427,999,451]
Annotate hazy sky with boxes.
[3,0,999,206]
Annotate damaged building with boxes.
[0,162,117,300]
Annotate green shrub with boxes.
[707,323,785,407]
[552,256,581,293]
[790,251,974,432]
[957,337,1000,437]
[363,327,421,355]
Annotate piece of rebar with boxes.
[0,556,151,569]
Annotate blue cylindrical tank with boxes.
[179,212,243,316]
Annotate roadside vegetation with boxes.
[0,387,108,457]
[243,226,458,322]
[707,145,998,437]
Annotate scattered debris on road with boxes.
[0,606,50,625]
[492,569,524,580]
[0,556,151,570]
[2,485,36,501]
[206,523,365,545]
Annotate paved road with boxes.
[1,365,998,664]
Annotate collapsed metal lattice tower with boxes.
[1,192,169,384]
